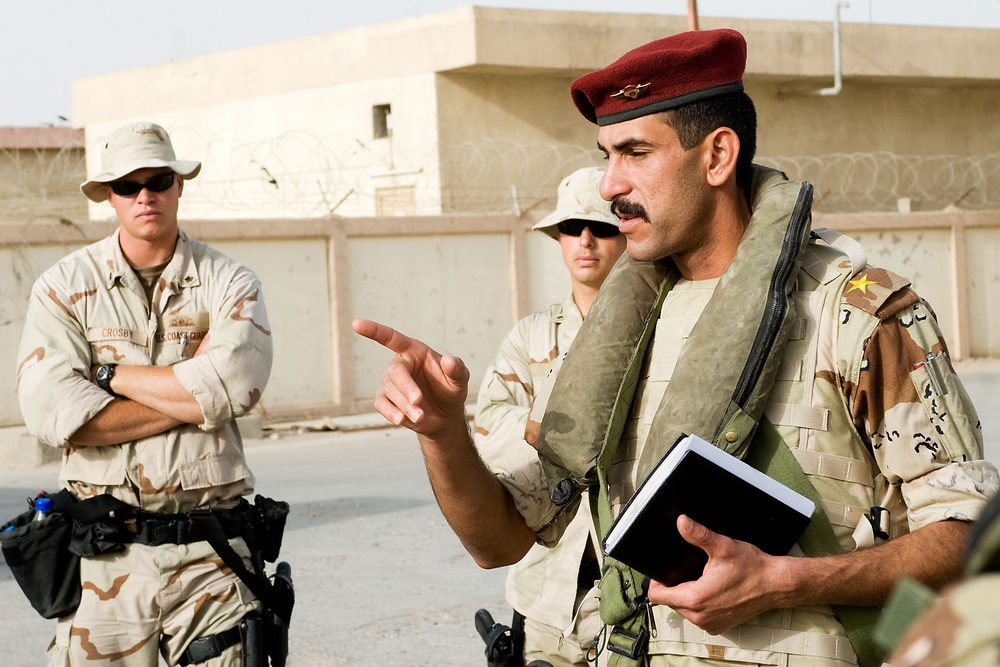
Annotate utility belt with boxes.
[1,491,294,666]
[116,503,253,547]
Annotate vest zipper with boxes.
[732,182,814,409]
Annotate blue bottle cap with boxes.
[34,496,53,513]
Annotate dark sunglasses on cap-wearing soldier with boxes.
[108,172,176,198]
[557,220,621,238]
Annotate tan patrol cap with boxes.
[532,167,619,240]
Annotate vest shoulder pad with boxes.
[842,266,918,320]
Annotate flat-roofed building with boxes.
[71,7,1000,221]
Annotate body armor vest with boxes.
[535,167,910,666]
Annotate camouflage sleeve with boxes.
[172,264,273,431]
[473,315,572,545]
[16,275,113,447]
[524,354,582,546]
[847,294,998,530]
[473,316,535,447]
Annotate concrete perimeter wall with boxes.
[1,209,998,430]
[0,213,563,428]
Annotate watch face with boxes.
[96,364,116,390]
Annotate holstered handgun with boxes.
[476,609,519,667]
[240,615,264,667]
[264,562,293,667]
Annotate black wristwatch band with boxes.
[95,363,119,397]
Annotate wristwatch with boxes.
[95,363,119,397]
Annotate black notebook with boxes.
[603,433,815,586]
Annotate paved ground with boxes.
[0,359,997,665]
[0,427,511,666]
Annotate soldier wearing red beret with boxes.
[355,29,997,667]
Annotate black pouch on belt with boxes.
[253,495,289,563]
[0,489,81,619]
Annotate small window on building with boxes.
[376,186,416,216]
[372,104,392,139]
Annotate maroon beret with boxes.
[571,29,747,126]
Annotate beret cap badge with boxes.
[610,83,651,100]
[570,28,747,127]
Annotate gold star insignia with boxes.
[847,274,878,294]
[610,83,651,100]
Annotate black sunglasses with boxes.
[557,220,621,238]
[108,172,176,197]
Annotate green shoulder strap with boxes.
[746,418,885,667]
[588,276,674,667]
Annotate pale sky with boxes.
[4,0,1000,127]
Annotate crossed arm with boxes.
[71,335,211,447]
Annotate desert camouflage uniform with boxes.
[881,483,1000,667]
[517,230,997,667]
[883,574,1000,667]
[16,228,272,666]
[475,292,602,667]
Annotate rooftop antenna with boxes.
[687,0,699,31]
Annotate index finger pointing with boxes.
[352,318,417,355]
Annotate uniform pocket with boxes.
[178,454,250,491]
[60,445,128,487]
[909,352,981,462]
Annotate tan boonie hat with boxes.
[532,167,620,240]
[80,121,201,202]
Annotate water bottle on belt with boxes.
[33,496,52,522]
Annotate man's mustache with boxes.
[611,199,648,221]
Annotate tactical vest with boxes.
[637,231,906,667]
[536,167,913,667]
[538,167,814,505]
[768,229,912,549]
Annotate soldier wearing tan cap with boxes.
[16,121,274,666]
[355,29,997,667]
[474,167,625,666]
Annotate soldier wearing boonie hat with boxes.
[474,166,624,666]
[16,121,278,666]
[532,166,621,239]
[351,28,997,667]
[80,121,201,202]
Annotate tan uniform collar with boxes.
[102,228,202,293]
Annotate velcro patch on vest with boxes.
[842,267,917,320]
